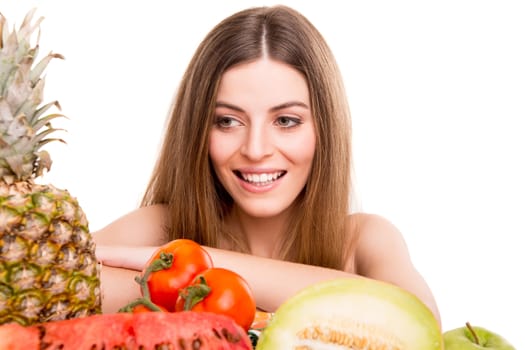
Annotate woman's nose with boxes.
[240,126,274,160]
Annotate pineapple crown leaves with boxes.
[0,9,67,184]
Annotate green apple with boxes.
[443,322,515,349]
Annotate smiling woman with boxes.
[1,1,523,348]
[89,5,443,329]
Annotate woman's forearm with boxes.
[97,244,439,323]
[96,244,362,312]
[205,247,362,312]
[99,265,143,314]
[96,245,158,271]
[96,245,159,313]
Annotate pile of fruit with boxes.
[0,9,517,350]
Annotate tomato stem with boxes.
[118,252,174,313]
[180,276,212,310]
[139,252,173,300]
[118,297,162,312]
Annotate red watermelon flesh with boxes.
[0,323,40,349]
[0,311,252,349]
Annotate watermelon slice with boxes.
[0,311,252,349]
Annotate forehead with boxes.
[216,58,310,107]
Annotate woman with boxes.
[95,5,441,324]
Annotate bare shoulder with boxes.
[346,212,405,245]
[92,204,169,246]
[345,213,410,274]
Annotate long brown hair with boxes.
[142,5,354,270]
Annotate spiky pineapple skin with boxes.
[0,181,101,325]
[0,10,102,326]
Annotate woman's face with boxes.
[209,58,316,219]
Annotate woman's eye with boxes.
[275,116,301,128]
[215,116,241,128]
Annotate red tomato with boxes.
[144,239,213,311]
[175,267,256,331]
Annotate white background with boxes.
[2,1,524,347]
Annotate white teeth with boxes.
[241,172,283,185]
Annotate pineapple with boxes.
[0,9,101,325]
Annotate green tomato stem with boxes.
[137,252,174,300]
[118,297,162,312]
[118,252,174,313]
[180,276,212,310]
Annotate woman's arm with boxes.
[93,207,440,323]
[93,205,168,313]
[98,265,144,313]
[96,244,363,313]
[96,232,440,320]
[92,204,362,313]
[353,213,442,326]
[205,247,363,312]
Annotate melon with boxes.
[0,311,252,349]
[256,278,443,350]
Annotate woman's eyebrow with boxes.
[269,101,309,112]
[215,101,309,113]
[215,101,245,113]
